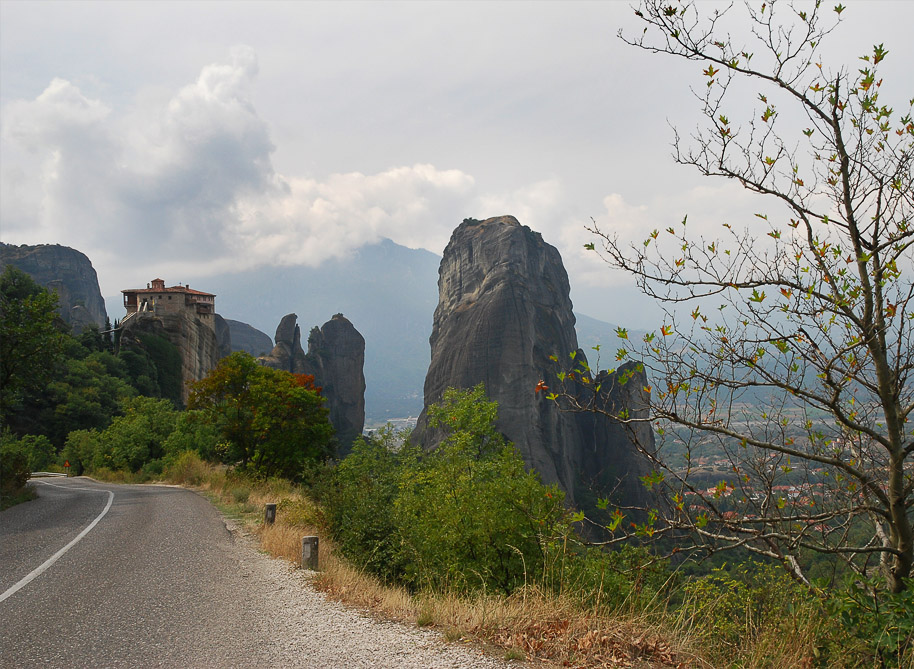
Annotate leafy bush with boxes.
[394,386,567,593]
[395,434,565,593]
[549,543,673,614]
[85,396,178,472]
[139,458,165,480]
[277,496,325,529]
[162,410,220,460]
[825,576,914,667]
[188,352,334,480]
[680,562,824,665]
[1,432,56,472]
[325,386,567,594]
[323,429,414,584]
[61,429,100,475]
[0,432,32,505]
[164,450,209,485]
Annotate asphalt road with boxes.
[1,477,515,669]
[0,477,296,668]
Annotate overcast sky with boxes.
[2,1,911,328]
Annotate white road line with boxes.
[0,480,114,603]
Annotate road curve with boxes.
[0,478,512,668]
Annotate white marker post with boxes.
[301,536,318,571]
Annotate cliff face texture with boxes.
[260,313,308,373]
[120,310,221,405]
[413,216,651,508]
[213,314,234,361]
[0,243,107,333]
[260,313,366,455]
[301,315,366,455]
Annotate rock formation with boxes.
[213,314,233,360]
[118,281,222,405]
[0,243,107,333]
[259,313,366,455]
[260,313,308,372]
[412,216,652,508]
[225,319,273,357]
[300,315,366,455]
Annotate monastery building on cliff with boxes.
[122,278,216,329]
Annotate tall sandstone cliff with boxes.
[413,216,652,508]
[0,243,107,333]
[119,310,221,405]
[260,313,366,455]
[301,315,366,455]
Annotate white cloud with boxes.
[231,164,476,268]
[474,178,565,234]
[0,44,680,316]
[0,47,485,294]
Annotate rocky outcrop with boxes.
[225,319,273,357]
[260,314,308,372]
[412,216,652,508]
[213,315,233,360]
[0,243,107,333]
[119,308,221,405]
[259,313,366,455]
[300,315,366,455]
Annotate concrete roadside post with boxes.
[301,536,318,571]
[264,503,277,525]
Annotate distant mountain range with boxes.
[103,239,632,422]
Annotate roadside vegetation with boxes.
[3,2,910,664]
[79,388,911,668]
[3,263,910,665]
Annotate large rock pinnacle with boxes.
[413,215,652,509]
[301,314,366,455]
[260,313,366,455]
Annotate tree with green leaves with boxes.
[557,1,912,596]
[187,352,334,479]
[395,385,567,592]
[0,266,67,424]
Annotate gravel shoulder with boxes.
[218,513,521,669]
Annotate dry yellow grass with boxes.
[240,484,694,668]
[163,459,836,668]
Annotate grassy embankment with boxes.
[83,453,851,669]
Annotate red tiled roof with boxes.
[122,284,215,297]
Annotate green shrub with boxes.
[139,458,165,480]
[549,543,673,614]
[164,450,208,485]
[61,429,100,475]
[825,576,914,667]
[395,434,566,593]
[162,410,220,461]
[323,430,413,584]
[277,497,325,529]
[325,387,567,594]
[1,431,56,472]
[393,386,567,593]
[0,434,32,505]
[680,562,823,664]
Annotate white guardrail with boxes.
[30,472,68,478]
